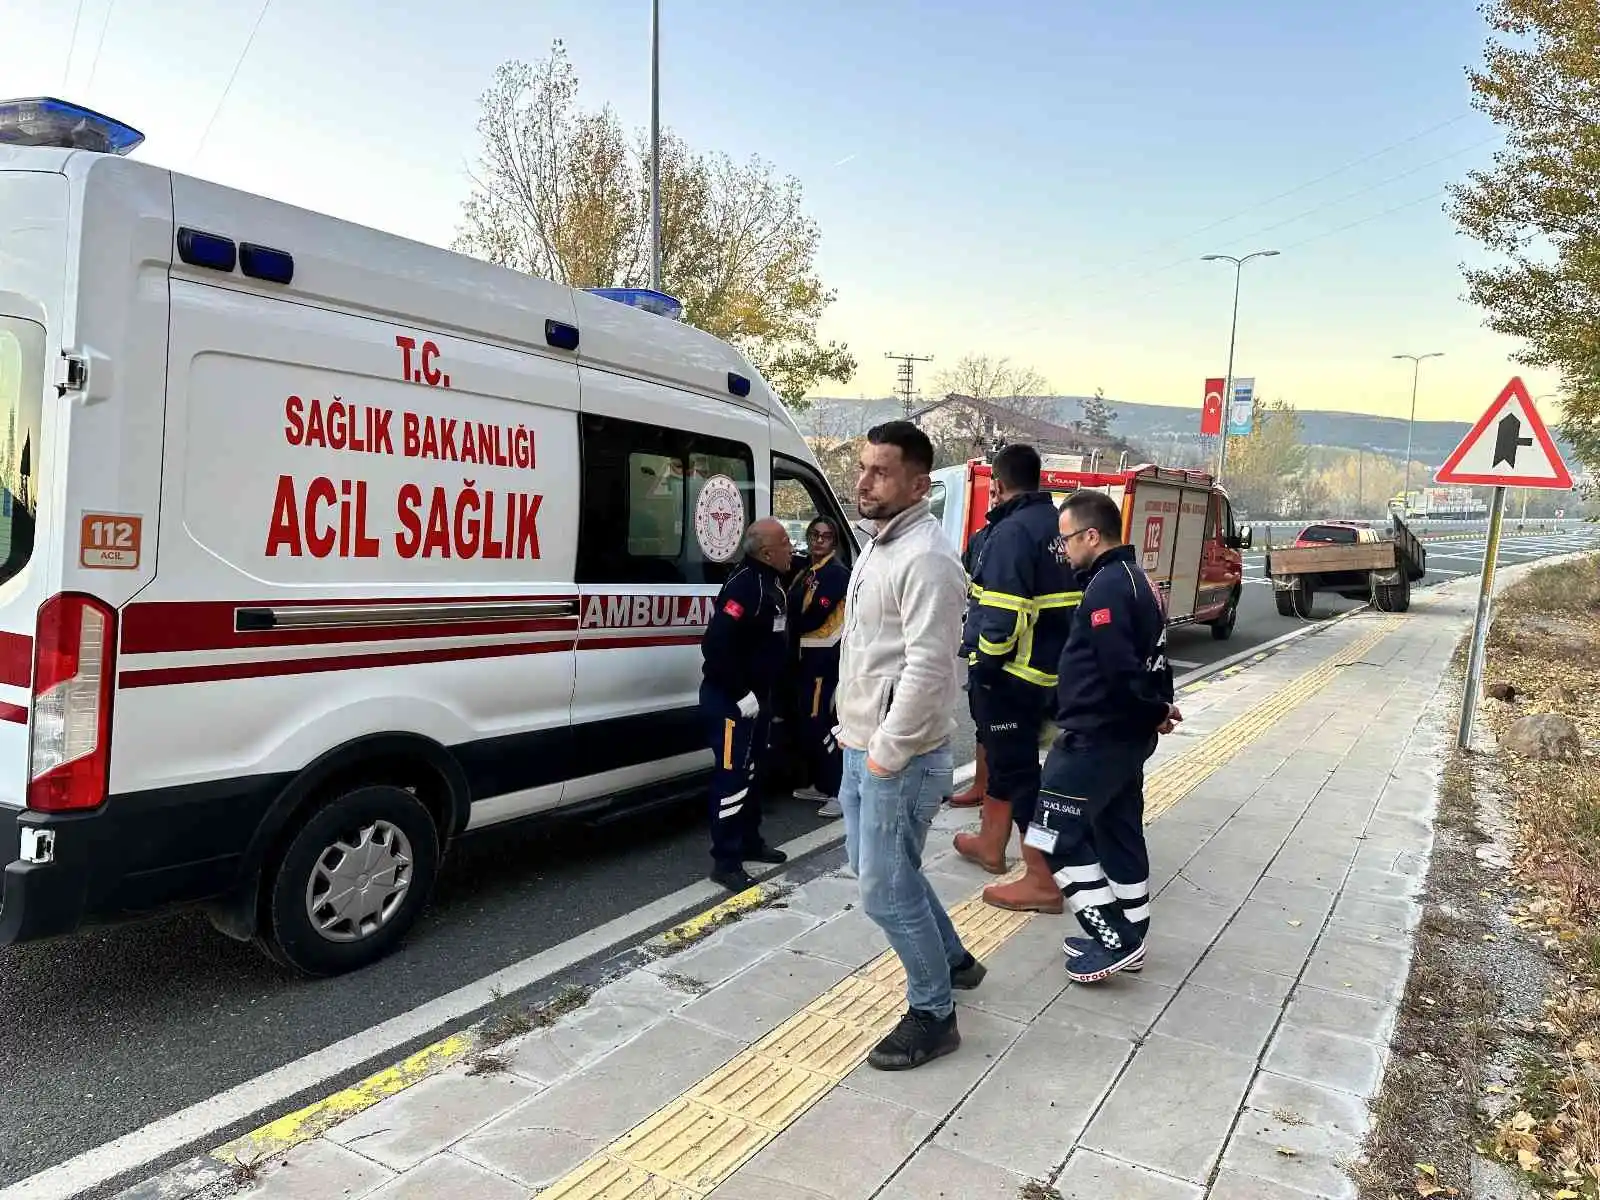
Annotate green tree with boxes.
[1223,400,1307,517]
[455,43,856,409]
[1080,387,1117,439]
[1449,0,1600,475]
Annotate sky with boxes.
[0,0,1563,428]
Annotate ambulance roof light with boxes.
[0,97,144,155]
[586,287,684,321]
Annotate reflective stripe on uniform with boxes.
[723,719,735,770]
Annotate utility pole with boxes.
[885,352,933,418]
[649,0,662,291]
[1201,250,1280,484]
[1393,352,1443,508]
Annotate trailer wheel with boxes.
[254,785,440,977]
[1374,573,1412,614]
[1274,579,1312,618]
[1209,588,1240,640]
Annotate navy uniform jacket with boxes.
[1054,544,1174,741]
[961,492,1079,689]
[701,560,789,703]
[788,553,849,665]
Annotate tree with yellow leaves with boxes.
[455,43,856,409]
[1449,0,1600,477]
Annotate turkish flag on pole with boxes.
[1201,378,1225,436]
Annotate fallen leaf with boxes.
[1416,1165,1438,1178]
[1486,1084,1507,1094]
[1553,1191,1580,1199]
[1518,1148,1543,1171]
[1287,919,1303,927]
[1512,1111,1538,1132]
[1277,1147,1298,1157]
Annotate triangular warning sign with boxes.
[1435,377,1572,489]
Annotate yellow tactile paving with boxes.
[539,612,1409,1199]
[1144,615,1401,822]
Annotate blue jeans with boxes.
[840,745,967,1018]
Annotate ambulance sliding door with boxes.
[570,368,771,802]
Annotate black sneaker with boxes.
[743,844,789,865]
[711,866,757,892]
[867,1008,960,1071]
[951,952,987,990]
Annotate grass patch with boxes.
[1477,553,1600,1196]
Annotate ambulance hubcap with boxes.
[306,820,415,943]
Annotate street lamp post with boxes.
[1202,250,1280,484]
[1393,352,1443,510]
[649,0,662,291]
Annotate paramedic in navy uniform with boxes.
[1032,489,1182,982]
[788,517,851,818]
[700,517,795,892]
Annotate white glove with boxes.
[737,692,760,719]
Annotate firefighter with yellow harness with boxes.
[952,444,1080,912]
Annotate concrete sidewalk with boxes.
[170,576,1489,1200]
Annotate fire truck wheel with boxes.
[256,785,441,977]
[1209,589,1240,640]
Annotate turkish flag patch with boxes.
[723,600,745,620]
[819,597,831,608]
[1091,608,1112,627]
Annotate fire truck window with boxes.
[578,414,753,586]
[1205,495,1221,541]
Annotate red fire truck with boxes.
[928,458,1253,639]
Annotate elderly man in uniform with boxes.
[700,517,795,892]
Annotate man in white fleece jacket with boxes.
[835,420,985,1071]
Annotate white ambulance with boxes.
[0,99,854,975]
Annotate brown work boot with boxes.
[982,844,1065,914]
[953,796,1011,874]
[948,745,988,808]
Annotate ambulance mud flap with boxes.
[203,732,468,944]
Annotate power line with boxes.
[83,0,117,95]
[1105,135,1493,298]
[1053,113,1479,305]
[61,0,87,88]
[191,0,274,166]
[1278,188,1448,252]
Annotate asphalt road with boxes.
[2,523,1596,1194]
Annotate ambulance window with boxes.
[578,414,754,586]
[772,455,853,566]
[0,317,43,587]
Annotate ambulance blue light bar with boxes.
[0,98,145,156]
[586,288,684,321]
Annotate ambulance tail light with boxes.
[27,594,117,813]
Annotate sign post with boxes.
[1435,377,1572,749]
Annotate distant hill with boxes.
[802,395,1582,471]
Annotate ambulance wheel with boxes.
[1209,589,1240,640]
[255,785,441,977]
